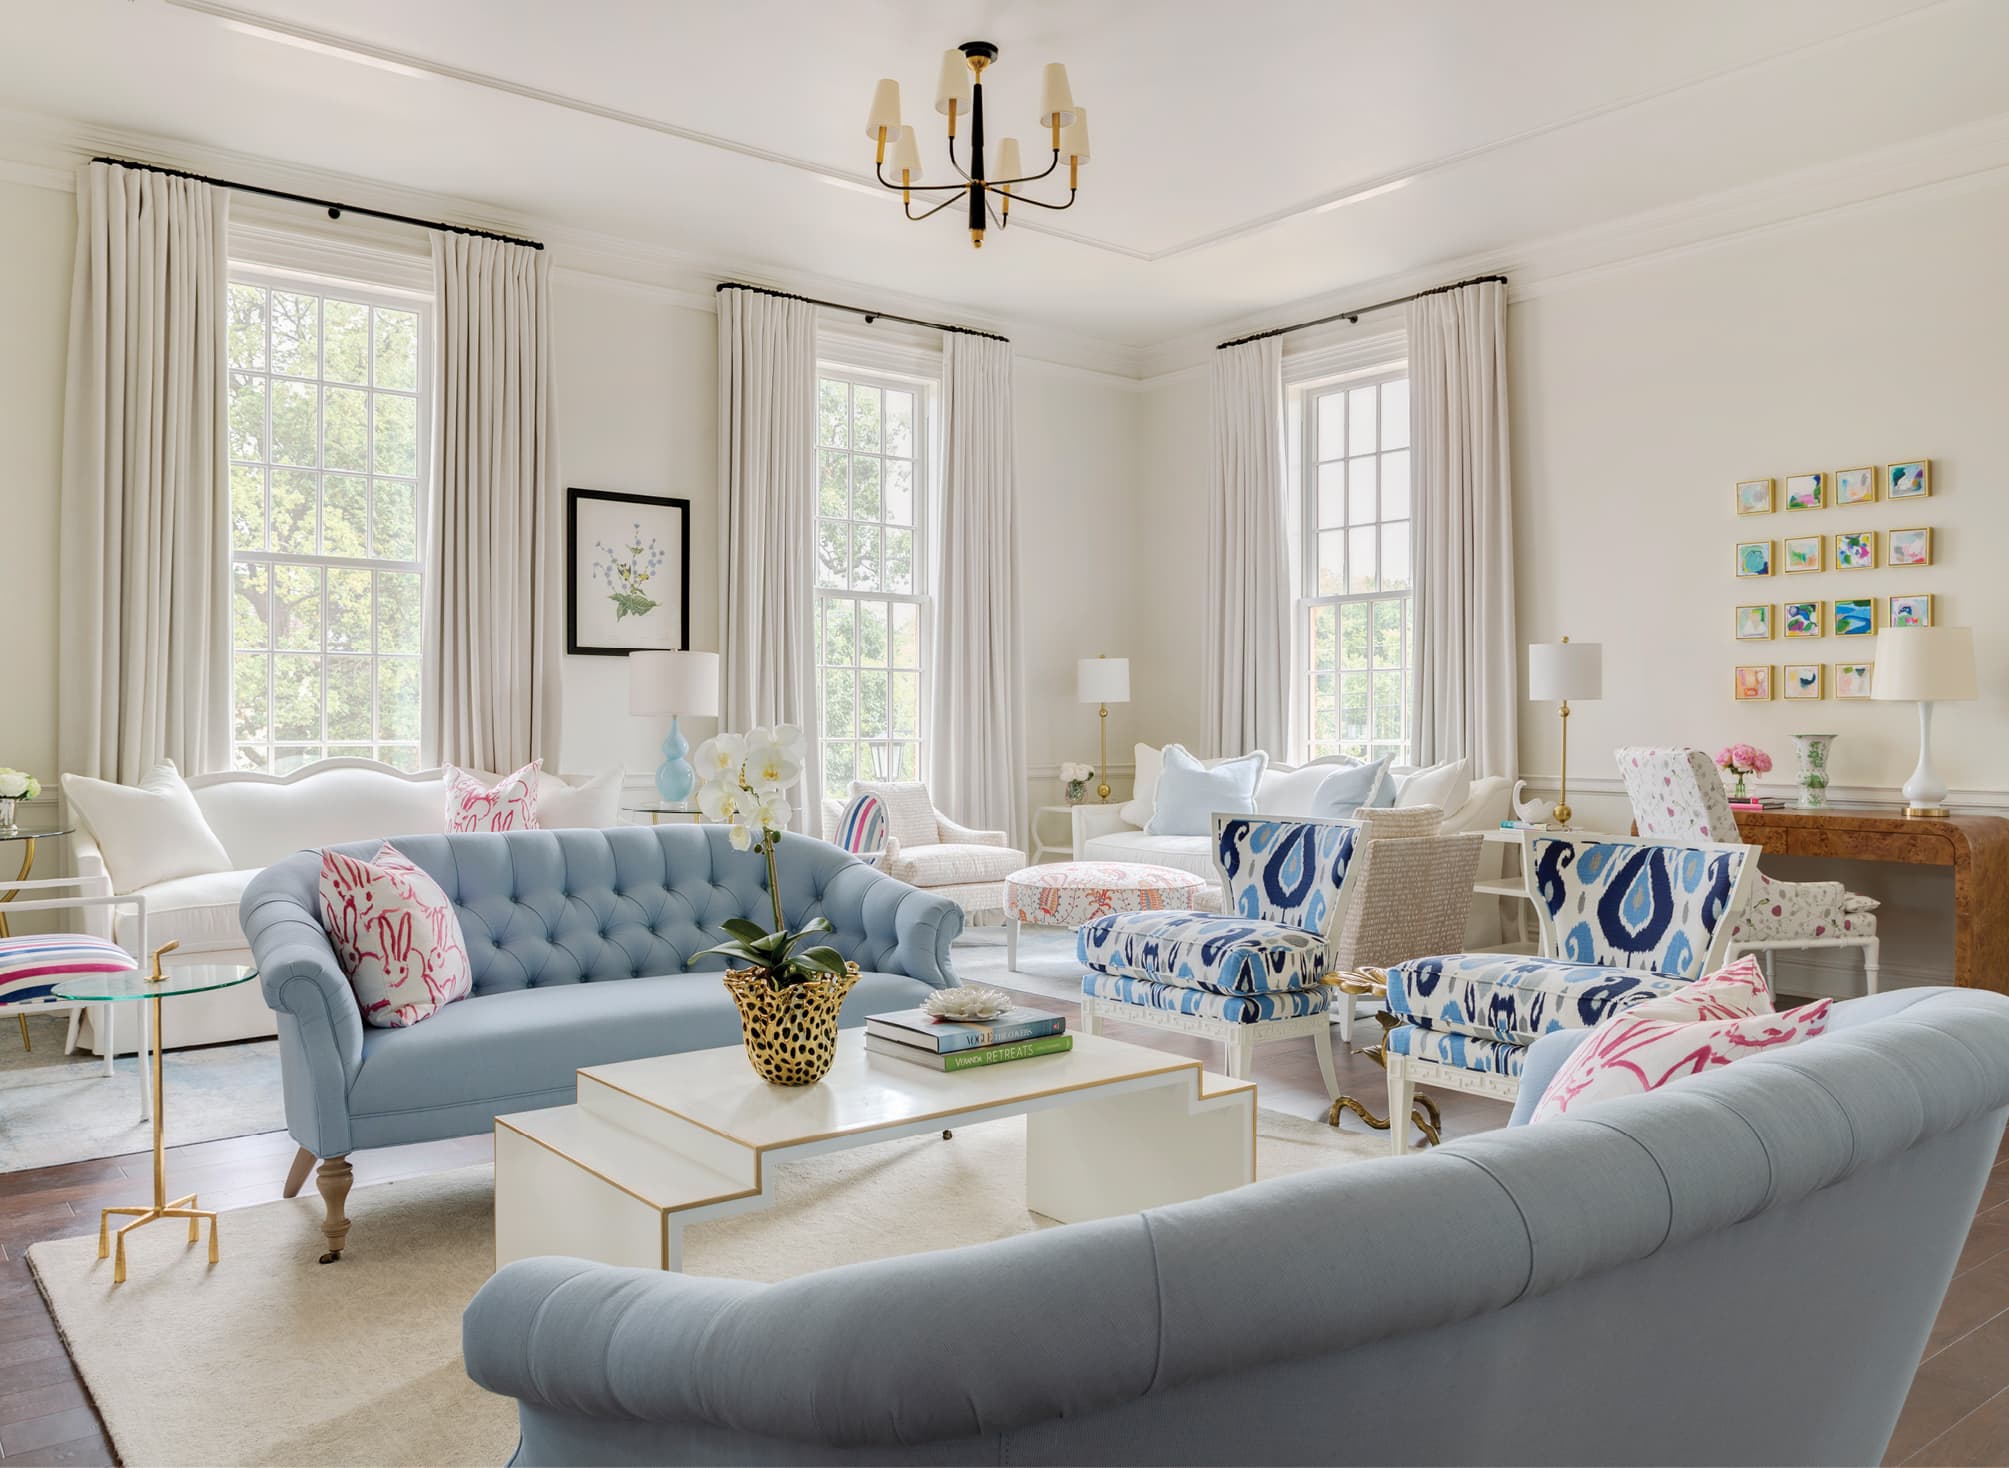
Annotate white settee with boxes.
[1069,749,1512,945]
[69,759,620,1052]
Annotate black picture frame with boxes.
[565,487,692,656]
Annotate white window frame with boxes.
[225,263,435,775]
[1293,363,1415,767]
[812,358,937,800]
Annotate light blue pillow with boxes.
[1145,747,1268,837]
[1308,755,1394,818]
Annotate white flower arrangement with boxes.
[0,768,41,801]
[687,725,849,989]
[1058,761,1095,784]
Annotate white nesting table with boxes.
[494,1029,1256,1272]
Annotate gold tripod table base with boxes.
[1327,1092,1443,1146]
[97,1193,219,1285]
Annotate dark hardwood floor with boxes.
[0,990,2003,1466]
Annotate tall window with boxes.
[815,367,928,801]
[226,271,430,773]
[1301,372,1413,764]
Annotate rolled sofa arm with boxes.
[1071,802,1135,853]
[241,851,367,1152]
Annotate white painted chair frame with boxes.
[1,877,149,1112]
[1385,830,1761,1154]
[1080,814,1365,1104]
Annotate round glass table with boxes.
[54,953,257,1284]
[0,823,75,939]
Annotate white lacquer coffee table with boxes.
[493,1030,1257,1272]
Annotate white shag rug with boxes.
[30,1109,1382,1468]
[0,1018,284,1173]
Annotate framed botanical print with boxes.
[566,487,692,656]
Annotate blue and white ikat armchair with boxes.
[1078,814,1362,1097]
[1381,831,1757,1153]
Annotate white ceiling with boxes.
[1,0,2002,352]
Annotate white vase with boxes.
[0,797,15,835]
[1792,734,1837,810]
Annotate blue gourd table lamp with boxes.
[627,650,721,805]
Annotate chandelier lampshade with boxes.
[866,40,1087,248]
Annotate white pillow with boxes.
[1118,743,1163,828]
[1395,758,1471,817]
[537,769,623,828]
[63,760,233,893]
[1254,763,1340,816]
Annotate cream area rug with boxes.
[0,1020,284,1172]
[30,1108,1382,1468]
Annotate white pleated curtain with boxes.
[1204,336,1293,758]
[1408,280,1517,781]
[928,334,1026,847]
[716,287,820,830]
[422,231,563,771]
[58,162,232,783]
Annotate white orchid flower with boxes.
[769,723,808,762]
[727,818,758,852]
[742,739,802,794]
[692,734,745,783]
[697,780,739,822]
[753,790,792,833]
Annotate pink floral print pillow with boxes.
[1530,957,1830,1123]
[318,842,473,1028]
[445,760,541,832]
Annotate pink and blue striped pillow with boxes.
[0,935,136,1006]
[833,793,887,862]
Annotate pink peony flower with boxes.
[1716,743,1772,776]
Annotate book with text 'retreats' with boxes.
[864,1005,1066,1054]
[864,1032,1074,1072]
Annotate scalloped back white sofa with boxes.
[68,758,619,1052]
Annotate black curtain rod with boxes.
[1217,272,1508,350]
[716,281,1008,343]
[90,156,544,251]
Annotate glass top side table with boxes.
[623,805,702,825]
[0,824,76,940]
[54,945,257,1284]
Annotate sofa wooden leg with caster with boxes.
[314,1156,352,1264]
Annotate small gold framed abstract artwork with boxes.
[1735,540,1774,577]
[1889,593,1933,628]
[1888,527,1932,567]
[1834,597,1877,637]
[1734,665,1774,701]
[1888,460,1930,499]
[1833,467,1878,506]
[1735,604,1773,640]
[1735,478,1774,515]
[1783,600,1823,638]
[1834,530,1876,571]
[1783,664,1824,700]
[1784,472,1825,512]
[1836,662,1874,699]
[1782,535,1824,573]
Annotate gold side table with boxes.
[1325,968,1442,1147]
[54,946,258,1283]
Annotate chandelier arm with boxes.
[945,131,972,182]
[985,195,1006,231]
[998,188,1078,213]
[989,150,1063,188]
[872,160,970,194]
[905,189,969,222]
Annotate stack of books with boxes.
[864,1005,1071,1072]
[1727,796,1784,812]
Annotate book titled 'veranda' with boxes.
[864,1005,1067,1054]
[865,1032,1073,1072]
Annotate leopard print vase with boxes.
[722,963,861,1085]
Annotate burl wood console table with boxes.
[1728,807,2009,995]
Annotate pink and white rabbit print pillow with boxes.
[319,843,473,1028]
[1530,954,1830,1122]
[446,760,541,832]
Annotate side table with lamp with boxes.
[1076,654,1129,803]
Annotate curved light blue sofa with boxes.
[465,987,2009,1466]
[241,825,961,1259]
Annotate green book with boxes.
[864,1032,1073,1072]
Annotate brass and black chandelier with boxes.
[863,42,1088,249]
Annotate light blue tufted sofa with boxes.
[240,825,961,1261]
[464,986,2009,1466]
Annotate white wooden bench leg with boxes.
[1862,937,1880,996]
[1386,1056,1416,1157]
[1310,1020,1341,1102]
[1225,1028,1255,1081]
[1007,918,1019,971]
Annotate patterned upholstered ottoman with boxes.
[1003,862,1206,969]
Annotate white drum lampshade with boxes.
[1872,626,1976,817]
[1076,656,1130,705]
[628,651,720,806]
[1526,638,1601,828]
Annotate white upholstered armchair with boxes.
[825,780,1027,920]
